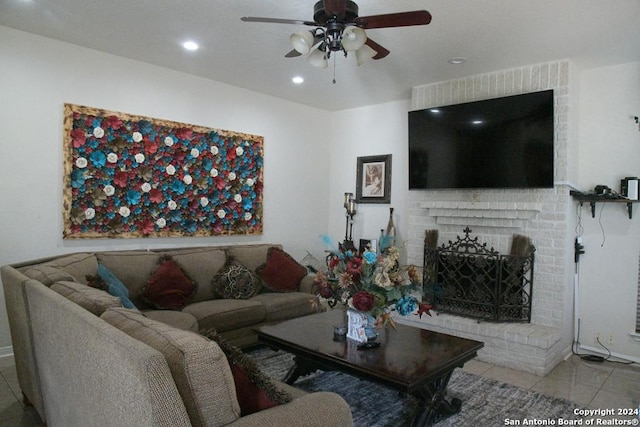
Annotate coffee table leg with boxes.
[283,356,318,385]
[411,370,462,426]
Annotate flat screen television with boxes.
[408,90,554,189]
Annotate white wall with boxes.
[326,100,411,259]
[0,26,332,351]
[575,62,640,360]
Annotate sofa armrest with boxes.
[298,274,317,294]
[24,282,192,427]
[228,391,353,427]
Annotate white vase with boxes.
[346,309,378,343]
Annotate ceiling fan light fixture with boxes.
[341,26,367,51]
[355,43,376,66]
[290,31,315,55]
[308,46,328,68]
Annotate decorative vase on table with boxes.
[346,309,378,343]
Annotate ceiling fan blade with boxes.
[364,38,390,60]
[323,0,347,19]
[241,16,317,26]
[354,10,432,29]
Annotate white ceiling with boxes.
[2,0,639,111]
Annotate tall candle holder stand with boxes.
[342,192,357,251]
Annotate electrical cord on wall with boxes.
[571,318,607,363]
[575,201,584,238]
[590,337,636,366]
[597,202,606,247]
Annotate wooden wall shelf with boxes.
[570,190,639,219]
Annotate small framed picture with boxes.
[359,239,377,254]
[355,154,392,204]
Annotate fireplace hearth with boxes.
[424,227,535,322]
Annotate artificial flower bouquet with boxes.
[314,238,433,328]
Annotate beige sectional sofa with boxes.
[1,244,353,426]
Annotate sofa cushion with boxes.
[96,264,137,310]
[20,253,98,286]
[143,310,199,332]
[211,258,263,300]
[182,299,266,333]
[227,244,278,272]
[163,248,227,303]
[101,307,241,427]
[256,247,307,292]
[96,251,160,308]
[249,292,320,322]
[201,329,292,416]
[142,256,197,310]
[51,281,122,316]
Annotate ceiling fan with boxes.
[241,0,432,69]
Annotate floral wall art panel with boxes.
[62,103,264,239]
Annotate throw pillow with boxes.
[211,257,263,299]
[256,247,307,292]
[86,274,109,291]
[95,264,137,310]
[201,329,292,416]
[142,255,197,310]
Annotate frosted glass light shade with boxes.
[308,47,328,68]
[342,27,367,51]
[290,31,315,55]
[355,44,376,66]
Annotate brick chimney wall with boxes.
[400,60,573,375]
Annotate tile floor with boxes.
[0,353,638,426]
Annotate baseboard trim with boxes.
[578,344,640,364]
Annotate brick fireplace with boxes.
[398,60,575,376]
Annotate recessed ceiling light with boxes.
[182,41,199,51]
[430,109,440,113]
[448,57,466,65]
[472,120,483,125]
[292,76,304,84]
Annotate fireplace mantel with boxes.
[419,201,542,228]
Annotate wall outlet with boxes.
[595,332,614,347]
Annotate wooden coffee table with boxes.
[255,309,484,426]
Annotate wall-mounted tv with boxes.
[408,90,554,190]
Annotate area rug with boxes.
[248,347,579,427]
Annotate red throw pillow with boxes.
[201,329,292,416]
[142,256,197,310]
[230,363,280,416]
[256,247,307,292]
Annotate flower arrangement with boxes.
[314,241,433,328]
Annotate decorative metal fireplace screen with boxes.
[423,227,535,322]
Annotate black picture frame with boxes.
[359,239,377,254]
[355,154,391,204]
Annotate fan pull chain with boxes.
[332,55,336,84]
